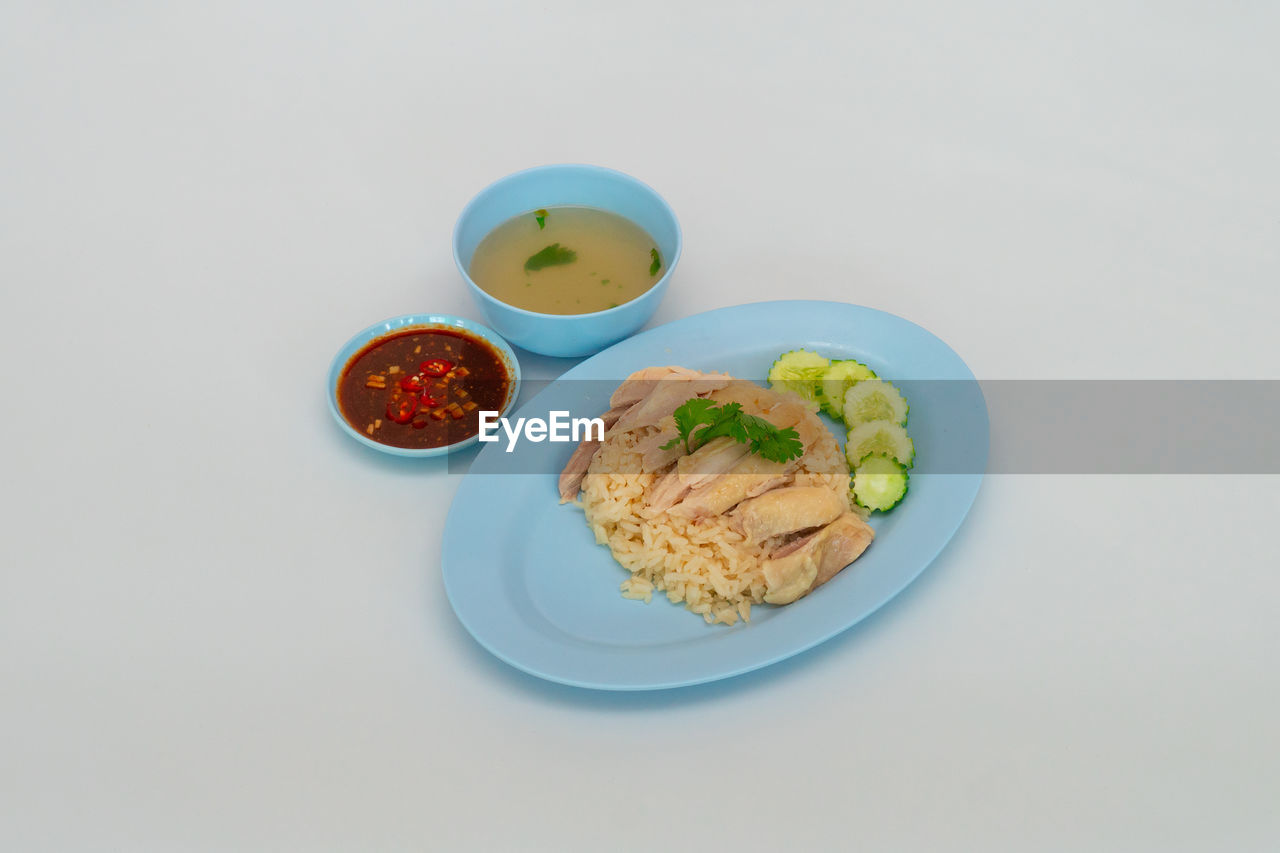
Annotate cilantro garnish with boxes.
[741,412,805,462]
[534,209,548,230]
[662,398,718,454]
[649,248,661,276]
[524,243,577,272]
[659,398,804,462]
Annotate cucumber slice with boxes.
[851,453,909,511]
[817,359,878,418]
[842,379,909,427]
[845,419,915,468]
[767,349,829,403]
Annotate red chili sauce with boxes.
[337,327,511,449]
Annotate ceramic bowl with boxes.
[327,313,521,457]
[452,164,681,358]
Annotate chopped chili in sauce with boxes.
[420,358,453,377]
[337,327,510,449]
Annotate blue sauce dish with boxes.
[328,313,521,457]
[453,164,682,358]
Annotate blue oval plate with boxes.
[441,301,988,690]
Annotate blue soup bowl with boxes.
[327,313,521,457]
[452,164,682,358]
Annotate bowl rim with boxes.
[451,162,683,321]
[326,313,522,458]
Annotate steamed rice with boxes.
[578,394,851,626]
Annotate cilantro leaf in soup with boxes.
[524,243,577,272]
[534,209,548,230]
[649,248,661,276]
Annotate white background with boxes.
[3,2,1278,850]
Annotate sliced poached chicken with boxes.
[665,413,825,519]
[556,403,631,503]
[761,513,876,604]
[559,368,733,502]
[610,370,733,434]
[732,485,847,543]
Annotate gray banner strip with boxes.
[446,380,1279,475]
[984,380,1278,474]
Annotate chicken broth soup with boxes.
[469,206,663,315]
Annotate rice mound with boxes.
[579,393,850,626]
